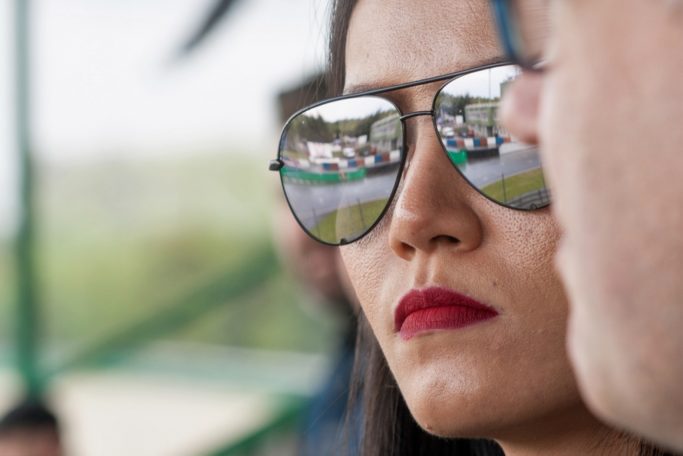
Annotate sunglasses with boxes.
[270,63,550,246]
[490,0,550,70]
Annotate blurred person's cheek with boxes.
[499,72,542,147]
[334,250,360,313]
[272,199,345,304]
[539,0,683,447]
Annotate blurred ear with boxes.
[500,72,543,145]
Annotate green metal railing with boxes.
[46,246,280,379]
[14,0,42,400]
[9,1,310,453]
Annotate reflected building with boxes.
[369,113,400,154]
[464,102,500,138]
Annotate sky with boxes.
[0,0,328,236]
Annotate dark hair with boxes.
[329,2,677,455]
[327,0,355,97]
[0,400,59,435]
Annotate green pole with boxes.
[14,0,42,398]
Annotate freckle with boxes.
[492,280,497,288]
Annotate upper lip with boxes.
[394,286,498,332]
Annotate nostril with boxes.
[433,235,460,245]
[395,241,416,261]
[394,234,463,260]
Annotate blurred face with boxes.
[501,0,683,448]
[0,429,62,456]
[341,0,592,443]
[273,194,349,307]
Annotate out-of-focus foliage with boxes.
[0,152,336,355]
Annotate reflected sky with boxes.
[305,96,394,123]
[440,66,519,99]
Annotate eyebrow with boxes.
[343,56,509,96]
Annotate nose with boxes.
[499,71,543,145]
[388,118,484,261]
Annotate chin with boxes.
[396,361,501,439]
[405,390,502,439]
[394,352,581,441]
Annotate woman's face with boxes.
[342,0,580,438]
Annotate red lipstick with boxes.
[394,287,498,340]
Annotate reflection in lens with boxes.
[434,65,550,209]
[279,96,403,244]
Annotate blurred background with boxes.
[0,1,355,454]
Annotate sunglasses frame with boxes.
[490,0,545,71]
[270,61,546,246]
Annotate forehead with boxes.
[345,0,502,91]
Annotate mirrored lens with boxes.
[434,65,550,209]
[509,0,551,65]
[279,96,403,245]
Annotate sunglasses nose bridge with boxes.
[399,110,434,122]
[399,110,440,157]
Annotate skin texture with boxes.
[501,0,683,449]
[340,0,636,454]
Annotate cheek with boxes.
[339,230,393,323]
[538,71,585,239]
[492,207,561,287]
[537,2,596,228]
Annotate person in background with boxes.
[0,400,62,456]
[273,74,360,456]
[492,0,683,451]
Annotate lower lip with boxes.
[399,305,497,341]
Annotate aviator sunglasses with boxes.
[270,62,550,246]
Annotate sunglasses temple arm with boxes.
[269,159,284,171]
[490,0,519,64]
